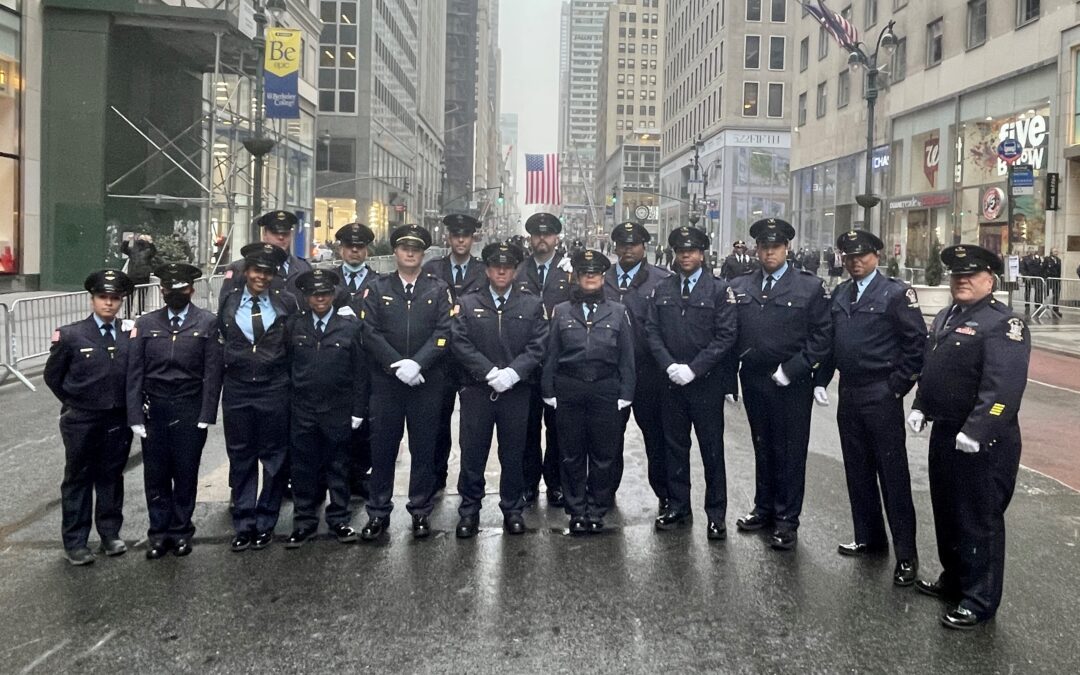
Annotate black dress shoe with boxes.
[173,538,192,557]
[65,547,95,566]
[360,517,389,541]
[915,578,959,600]
[568,515,588,535]
[99,538,127,557]
[588,518,604,534]
[330,523,359,543]
[230,533,252,552]
[547,489,565,508]
[893,559,918,586]
[707,521,727,540]
[736,512,771,531]
[285,526,317,549]
[412,514,431,539]
[837,541,887,557]
[504,513,526,535]
[769,529,798,551]
[940,606,985,630]
[456,515,479,539]
[251,531,273,549]
[146,540,171,560]
[654,510,693,531]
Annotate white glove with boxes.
[391,359,422,384]
[665,363,680,376]
[556,257,573,272]
[669,364,696,386]
[408,373,426,387]
[485,367,499,382]
[617,399,632,411]
[906,410,926,433]
[955,432,981,454]
[197,422,209,430]
[130,424,147,439]
[490,368,521,393]
[543,397,557,409]
[724,393,739,406]
[351,416,364,430]
[771,365,791,387]
[813,387,830,407]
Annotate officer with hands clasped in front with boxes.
[645,226,738,539]
[815,230,925,586]
[360,224,453,540]
[127,263,223,559]
[732,218,832,551]
[45,269,136,566]
[907,245,1030,630]
[284,269,368,548]
[451,242,549,537]
[542,249,636,535]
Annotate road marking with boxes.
[1021,464,1079,494]
[18,638,70,674]
[1028,378,1080,396]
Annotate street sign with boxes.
[1010,164,1034,196]
[394,204,406,213]
[1047,172,1060,210]
[634,205,650,221]
[997,138,1023,164]
[238,0,257,40]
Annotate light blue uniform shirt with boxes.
[168,305,190,328]
[236,287,276,343]
[855,269,879,302]
[616,261,643,287]
[763,262,789,290]
[681,267,704,294]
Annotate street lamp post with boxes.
[847,20,898,233]
[686,135,708,227]
[242,0,286,238]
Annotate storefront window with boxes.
[0,3,20,274]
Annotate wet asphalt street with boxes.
[0,369,1078,673]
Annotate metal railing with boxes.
[1036,277,1080,320]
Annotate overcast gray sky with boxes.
[499,0,564,216]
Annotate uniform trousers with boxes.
[348,420,372,494]
[740,368,814,531]
[837,379,917,559]
[524,385,561,494]
[366,369,444,519]
[456,384,530,517]
[433,364,463,489]
[290,405,352,529]
[58,406,132,550]
[928,420,1021,620]
[613,361,666,500]
[142,394,207,542]
[660,373,727,521]
[554,375,622,519]
[222,381,290,534]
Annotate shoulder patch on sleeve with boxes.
[1006,317,1025,342]
[905,287,919,308]
[338,306,356,317]
[51,328,61,343]
[726,286,736,304]
[224,269,233,280]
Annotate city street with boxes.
[0,352,1077,673]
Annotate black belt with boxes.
[557,365,612,382]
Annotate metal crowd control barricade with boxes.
[1041,277,1080,318]
[0,301,15,387]
[1015,275,1049,319]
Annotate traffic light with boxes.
[497,189,505,205]
[403,178,411,192]
[610,185,617,206]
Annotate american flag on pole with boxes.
[801,1,859,51]
[525,153,561,205]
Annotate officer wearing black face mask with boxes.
[127,263,224,559]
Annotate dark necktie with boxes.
[496,295,506,310]
[537,264,546,288]
[681,277,691,300]
[251,296,265,343]
[586,302,596,321]
[171,315,182,331]
[454,264,464,286]
[945,304,962,329]
[404,283,414,301]
[850,282,859,305]
[102,322,115,343]
[315,318,325,338]
[348,271,359,292]
[620,273,630,289]
[763,274,775,295]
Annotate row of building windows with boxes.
[665,0,722,81]
[618,27,661,39]
[617,74,659,85]
[617,89,659,100]
[664,42,722,120]
[663,83,722,153]
[375,35,416,101]
[618,42,660,54]
[375,0,416,68]
[746,0,787,24]
[616,104,658,116]
[619,11,660,24]
[745,35,785,71]
[617,58,659,70]
[742,81,784,118]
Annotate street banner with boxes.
[264,28,301,119]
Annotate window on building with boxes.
[798,91,807,126]
[618,58,626,68]
[838,70,850,108]
[618,74,626,84]
[617,104,625,114]
[747,0,762,22]
[316,137,356,173]
[865,0,878,27]
[619,27,627,38]
[818,25,829,59]
[1017,0,1040,26]
[767,83,784,117]
[618,89,625,99]
[769,36,785,69]
[771,0,787,22]
[745,35,761,69]
[816,81,827,118]
[926,18,943,67]
[967,0,987,48]
[891,37,907,82]
[743,81,760,116]
[800,37,809,71]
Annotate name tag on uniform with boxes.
[80,347,94,353]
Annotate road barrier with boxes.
[1036,277,1080,320]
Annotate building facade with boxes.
[0,0,30,287]
[659,0,795,253]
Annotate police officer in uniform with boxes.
[603,221,671,504]
[360,224,453,540]
[815,230,925,585]
[44,269,136,565]
[332,222,377,499]
[645,227,738,538]
[218,243,298,551]
[127,263,223,559]
[284,269,368,548]
[452,242,548,537]
[220,210,313,304]
[719,241,757,280]
[542,250,635,534]
[423,213,487,493]
[516,212,574,507]
[732,218,832,551]
[907,245,1030,630]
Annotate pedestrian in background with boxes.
[44,269,136,566]
[121,233,157,315]
[127,263,222,560]
[1042,248,1062,317]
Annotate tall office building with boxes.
[659,0,796,251]
[416,0,447,235]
